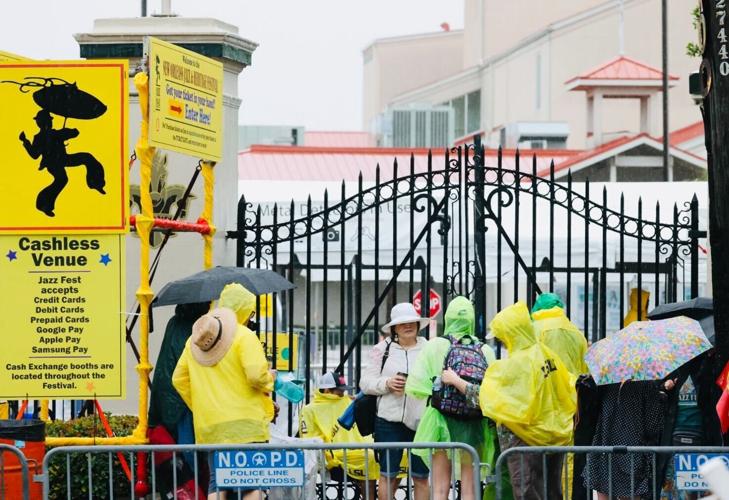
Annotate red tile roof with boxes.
[566,56,679,88]
[545,133,705,177]
[238,145,577,182]
[664,121,704,146]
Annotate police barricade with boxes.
[41,442,481,500]
[494,445,729,500]
[0,443,31,500]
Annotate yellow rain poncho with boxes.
[299,391,379,480]
[480,302,577,446]
[219,282,256,325]
[406,297,497,466]
[532,306,588,377]
[531,296,585,500]
[173,284,274,444]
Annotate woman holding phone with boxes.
[360,302,430,500]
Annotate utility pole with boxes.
[700,0,729,370]
[662,0,670,181]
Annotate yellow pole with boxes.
[200,161,216,270]
[130,71,155,442]
[46,73,153,447]
[40,400,49,421]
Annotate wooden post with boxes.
[701,0,729,369]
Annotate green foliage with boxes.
[688,5,703,57]
[46,415,139,500]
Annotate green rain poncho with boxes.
[405,297,497,470]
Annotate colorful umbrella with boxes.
[585,316,712,385]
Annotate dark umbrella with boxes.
[32,81,107,120]
[647,297,714,344]
[153,266,295,307]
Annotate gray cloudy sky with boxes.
[0,0,464,130]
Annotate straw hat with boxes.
[190,307,238,366]
[381,302,430,335]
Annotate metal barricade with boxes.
[494,445,729,500]
[0,443,31,500]
[41,441,481,500]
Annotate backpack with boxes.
[431,335,488,420]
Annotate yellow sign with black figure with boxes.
[0,234,126,399]
[147,37,223,161]
[0,60,129,233]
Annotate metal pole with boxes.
[662,0,670,181]
[141,0,147,17]
[473,136,487,339]
[701,0,729,371]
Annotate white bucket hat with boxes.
[381,302,430,335]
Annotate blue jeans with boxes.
[374,416,429,479]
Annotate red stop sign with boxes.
[413,289,442,317]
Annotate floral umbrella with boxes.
[585,316,712,385]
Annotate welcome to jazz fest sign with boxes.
[148,37,223,161]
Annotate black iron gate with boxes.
[231,141,705,414]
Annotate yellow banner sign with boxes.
[148,37,223,161]
[0,60,129,234]
[261,332,298,371]
[0,234,126,399]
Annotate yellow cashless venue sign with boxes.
[148,37,223,161]
[0,60,129,234]
[0,234,125,399]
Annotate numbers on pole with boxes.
[718,0,729,75]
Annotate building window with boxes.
[453,96,465,139]
[467,90,481,134]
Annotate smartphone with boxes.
[397,371,409,378]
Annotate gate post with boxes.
[690,194,700,299]
[236,195,246,267]
[472,137,487,339]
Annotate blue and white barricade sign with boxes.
[675,453,729,491]
[214,449,305,488]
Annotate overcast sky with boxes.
[0,0,463,131]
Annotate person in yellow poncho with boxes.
[480,302,577,500]
[405,296,497,500]
[173,301,274,500]
[531,293,588,377]
[531,293,587,500]
[300,371,378,498]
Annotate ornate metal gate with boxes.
[231,141,704,415]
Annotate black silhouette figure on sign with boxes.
[4,77,107,217]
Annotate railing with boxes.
[0,443,31,500]
[494,445,729,499]
[41,441,481,500]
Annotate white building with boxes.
[363,0,705,166]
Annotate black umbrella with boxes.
[647,297,714,344]
[32,80,107,120]
[153,266,295,307]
